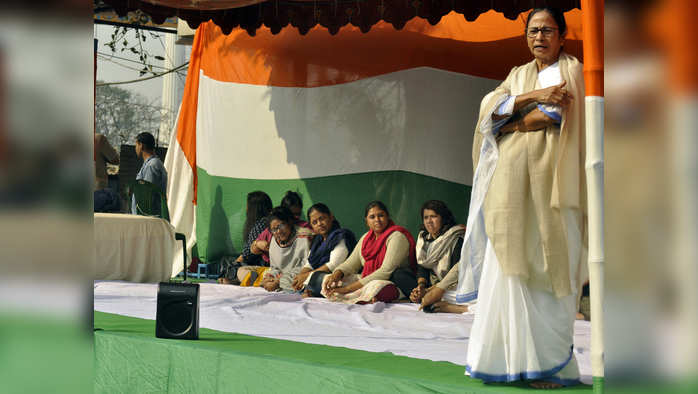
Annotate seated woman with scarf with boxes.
[260,206,313,292]
[409,200,470,314]
[290,203,357,296]
[322,201,417,304]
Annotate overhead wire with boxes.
[157,34,186,84]
[97,55,151,73]
[97,51,169,70]
[96,25,186,83]
[98,53,186,79]
[96,62,189,87]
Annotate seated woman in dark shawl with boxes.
[290,203,357,296]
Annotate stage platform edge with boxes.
[94,311,591,393]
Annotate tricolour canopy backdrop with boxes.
[164,10,583,263]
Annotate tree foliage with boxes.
[104,23,165,76]
[94,1,165,76]
[95,83,168,148]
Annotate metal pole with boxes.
[581,1,605,392]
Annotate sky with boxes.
[93,23,188,106]
[94,23,190,146]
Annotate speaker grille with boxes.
[158,300,193,336]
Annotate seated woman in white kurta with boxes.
[259,206,313,292]
[322,201,417,304]
[462,7,586,389]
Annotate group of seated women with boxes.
[218,190,471,313]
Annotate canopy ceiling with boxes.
[100,0,580,35]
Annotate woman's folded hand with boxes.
[409,283,427,303]
[324,270,344,292]
[251,240,269,255]
[262,274,280,292]
[419,287,445,310]
[537,80,573,107]
[292,269,311,290]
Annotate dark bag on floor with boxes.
[218,255,242,280]
[307,271,329,297]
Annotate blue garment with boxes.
[491,95,562,137]
[307,221,357,269]
[536,103,562,123]
[94,188,120,213]
[131,155,168,215]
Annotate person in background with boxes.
[131,132,167,215]
[218,191,272,285]
[94,133,120,212]
[250,190,311,263]
[323,201,417,304]
[291,203,357,295]
[94,133,119,191]
[260,206,313,292]
[410,200,469,313]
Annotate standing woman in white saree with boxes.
[463,8,587,389]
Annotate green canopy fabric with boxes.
[94,311,591,393]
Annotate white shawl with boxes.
[416,225,465,281]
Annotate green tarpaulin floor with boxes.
[94,311,591,393]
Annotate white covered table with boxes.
[94,213,178,282]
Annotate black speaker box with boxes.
[155,282,199,339]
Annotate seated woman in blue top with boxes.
[291,203,357,296]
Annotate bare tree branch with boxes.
[95,82,174,148]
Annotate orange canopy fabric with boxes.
[103,0,580,36]
[197,9,583,87]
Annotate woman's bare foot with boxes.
[432,301,468,313]
[529,381,563,389]
[302,289,313,298]
[218,277,232,285]
[576,312,585,320]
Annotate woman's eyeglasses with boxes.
[527,27,558,37]
[269,223,288,234]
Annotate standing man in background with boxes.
[131,132,168,216]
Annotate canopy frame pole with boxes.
[581,1,605,393]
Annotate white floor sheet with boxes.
[94,281,591,384]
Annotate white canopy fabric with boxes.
[94,280,592,384]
